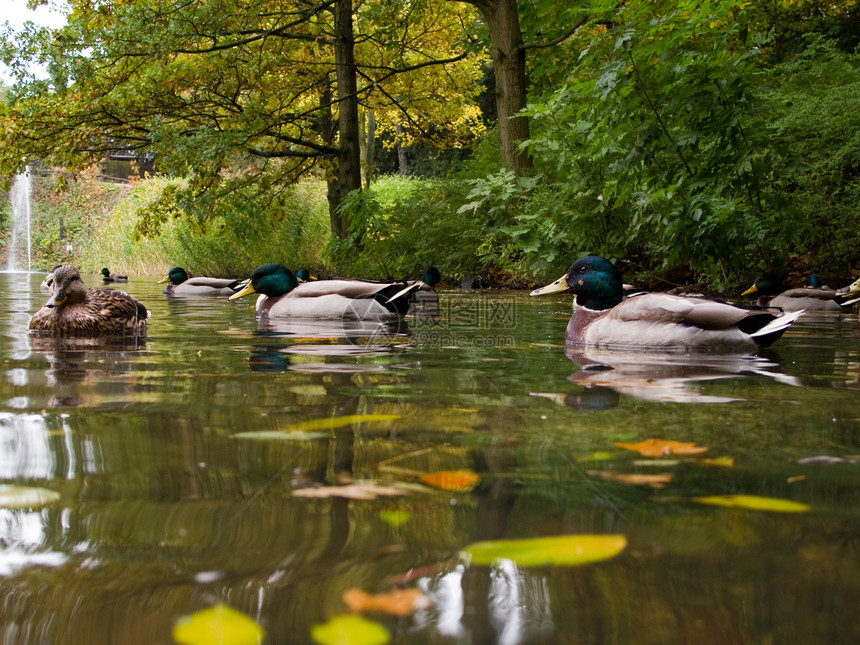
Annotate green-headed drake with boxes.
[742,274,859,311]
[531,256,803,352]
[29,265,149,336]
[295,269,317,283]
[229,263,426,320]
[158,267,243,297]
[101,267,128,283]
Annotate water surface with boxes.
[1,271,859,644]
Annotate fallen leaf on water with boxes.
[419,470,479,492]
[576,451,614,463]
[292,483,405,500]
[632,459,680,467]
[311,614,390,645]
[587,470,673,489]
[342,588,432,616]
[231,430,328,441]
[173,604,264,645]
[461,534,627,567]
[378,509,411,528]
[796,455,848,465]
[692,494,810,513]
[289,414,401,433]
[787,475,807,484]
[697,456,734,467]
[615,438,708,457]
[0,486,61,509]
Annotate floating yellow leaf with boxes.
[378,509,411,528]
[311,614,390,645]
[698,456,735,468]
[419,470,479,492]
[576,451,614,463]
[342,588,432,616]
[0,486,61,509]
[461,534,627,567]
[588,470,673,489]
[693,494,810,513]
[292,483,406,500]
[173,604,264,645]
[289,414,401,433]
[615,438,708,457]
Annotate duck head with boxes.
[742,274,783,297]
[530,256,624,310]
[229,264,299,300]
[45,266,87,308]
[158,267,189,285]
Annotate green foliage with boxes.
[479,0,803,288]
[763,34,860,274]
[324,175,495,281]
[82,176,330,277]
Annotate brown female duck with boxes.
[29,265,149,336]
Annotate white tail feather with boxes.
[749,309,805,338]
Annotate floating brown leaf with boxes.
[342,588,432,616]
[615,438,708,457]
[292,483,405,500]
[587,470,674,489]
[419,470,479,492]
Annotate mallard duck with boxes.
[228,263,426,320]
[29,265,149,336]
[40,265,62,294]
[295,269,317,283]
[158,267,243,297]
[742,274,858,311]
[530,256,804,352]
[101,267,128,283]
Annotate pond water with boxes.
[1,270,859,644]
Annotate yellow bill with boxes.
[228,281,256,301]
[529,273,570,296]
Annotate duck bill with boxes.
[228,282,257,301]
[157,276,170,284]
[529,273,570,296]
[837,278,860,296]
[45,289,65,308]
[741,284,758,296]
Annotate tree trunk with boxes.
[395,122,408,175]
[333,0,362,237]
[459,0,532,172]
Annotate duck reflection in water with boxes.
[28,336,148,406]
[533,348,800,408]
[248,318,415,373]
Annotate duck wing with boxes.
[588,293,801,349]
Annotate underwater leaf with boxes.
[0,486,61,509]
[342,588,432,616]
[693,495,810,513]
[461,534,627,567]
[173,604,264,645]
[576,451,614,463]
[378,509,411,528]
[311,614,390,645]
[796,455,848,465]
[588,470,673,489]
[288,414,401,433]
[615,438,708,457]
[292,483,406,500]
[231,431,328,441]
[419,470,479,491]
[697,456,735,467]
